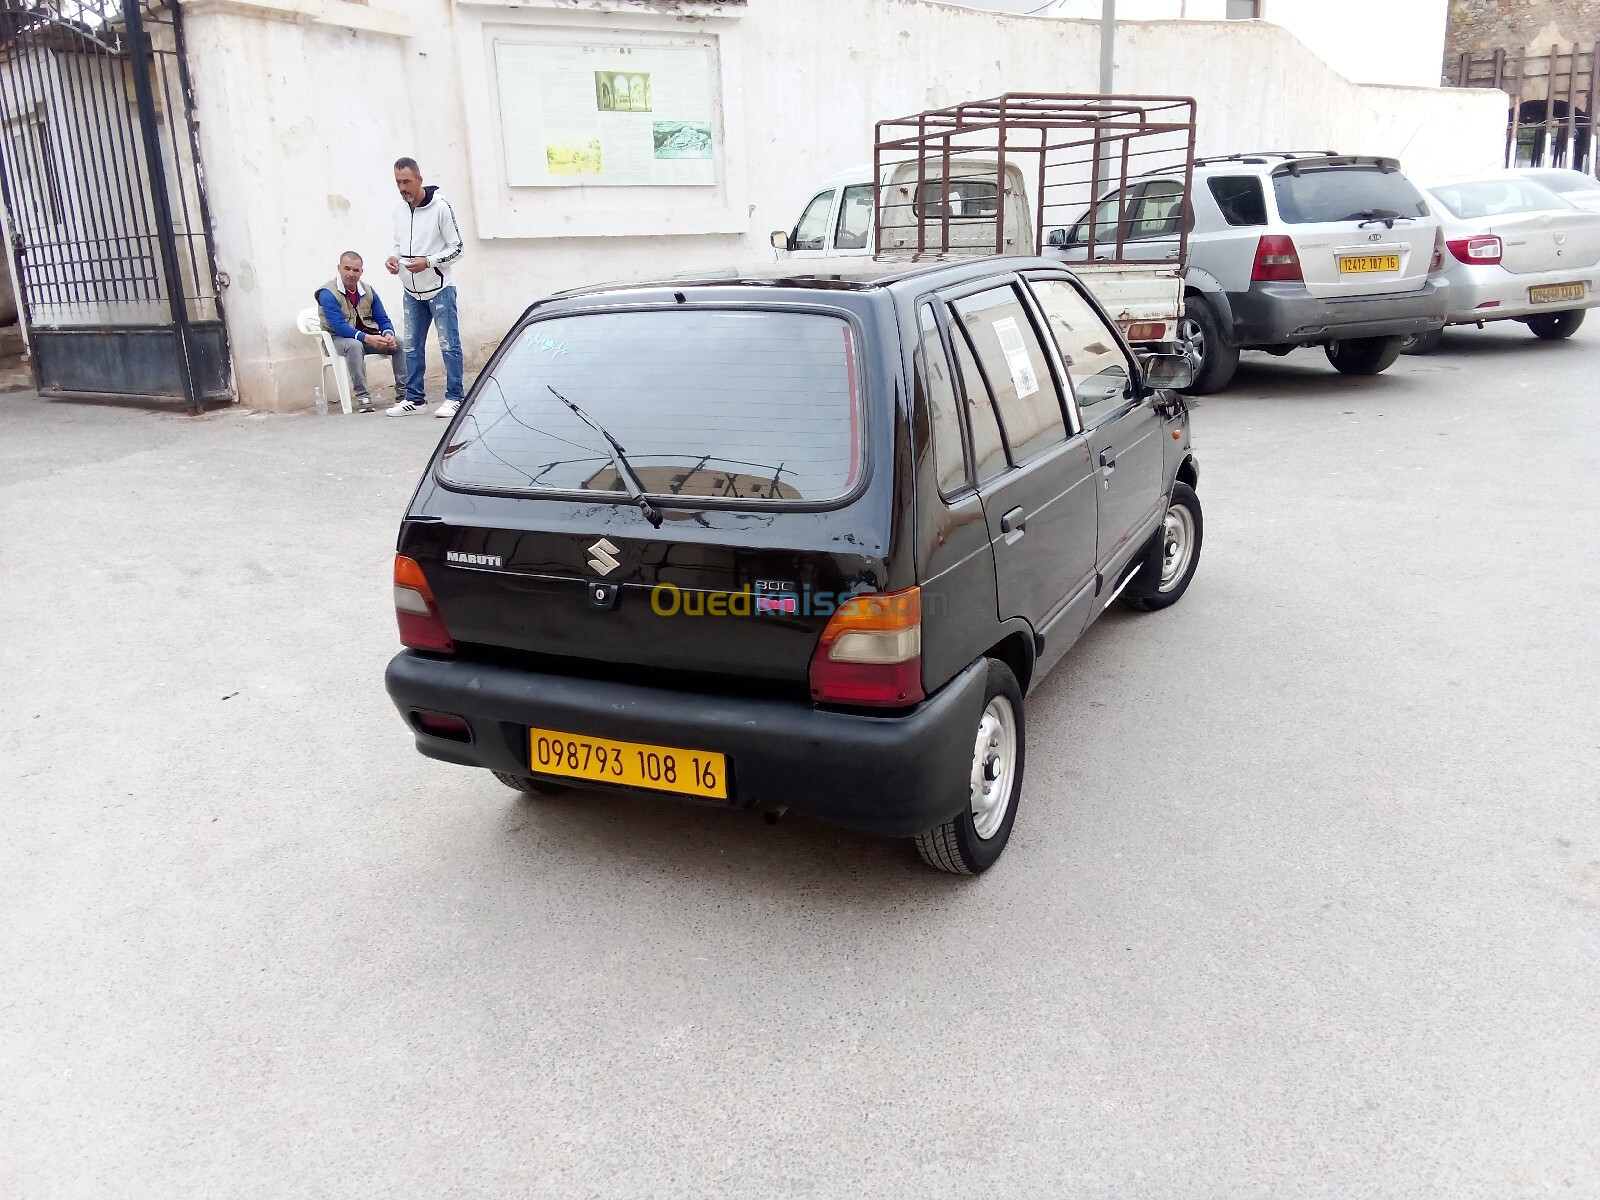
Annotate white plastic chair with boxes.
[296,304,353,413]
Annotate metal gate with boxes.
[1451,44,1598,178]
[0,0,229,410]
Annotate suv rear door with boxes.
[1268,159,1436,297]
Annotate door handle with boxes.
[1000,506,1025,536]
[1099,450,1116,471]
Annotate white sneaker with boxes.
[386,399,424,416]
[434,400,461,419]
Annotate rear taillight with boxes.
[1251,234,1303,282]
[394,554,455,653]
[1447,234,1503,266]
[1125,321,1167,342]
[808,587,924,707]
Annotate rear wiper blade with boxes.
[547,385,663,528]
[1344,209,1412,228]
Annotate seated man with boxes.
[315,251,404,413]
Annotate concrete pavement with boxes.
[3,322,1597,1198]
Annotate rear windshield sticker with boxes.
[992,317,1039,399]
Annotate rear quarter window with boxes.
[1271,166,1429,224]
[1207,175,1268,226]
[440,309,861,504]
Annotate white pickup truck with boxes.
[772,94,1198,347]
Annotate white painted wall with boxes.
[180,0,1504,411]
[955,0,1451,88]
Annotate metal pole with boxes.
[124,0,199,413]
[1099,0,1116,94]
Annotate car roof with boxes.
[543,255,1069,303]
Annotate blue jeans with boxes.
[402,286,463,403]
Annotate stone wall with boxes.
[1445,0,1600,67]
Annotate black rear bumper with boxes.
[384,652,989,837]
[1226,280,1449,346]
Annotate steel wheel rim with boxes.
[1177,316,1206,371]
[969,696,1018,840]
[1159,502,1195,591]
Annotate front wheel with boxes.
[1526,309,1585,340]
[1127,482,1203,612]
[1326,335,1406,375]
[913,660,1025,876]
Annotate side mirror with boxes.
[1139,352,1194,391]
[770,230,792,252]
[1046,228,1067,248]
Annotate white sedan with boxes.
[1405,174,1600,353]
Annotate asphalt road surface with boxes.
[4,322,1597,1198]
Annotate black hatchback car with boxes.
[385,257,1202,873]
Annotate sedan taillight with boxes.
[1447,234,1503,266]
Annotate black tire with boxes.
[1176,293,1239,395]
[1325,335,1405,375]
[1126,482,1204,612]
[1401,328,1444,356]
[913,659,1025,876]
[492,770,565,796]
[1526,309,1585,340]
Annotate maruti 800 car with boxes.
[385,258,1202,874]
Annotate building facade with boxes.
[1446,0,1599,62]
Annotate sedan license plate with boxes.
[1338,254,1400,274]
[1529,282,1585,305]
[528,727,727,799]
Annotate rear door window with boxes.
[947,318,1009,485]
[1271,166,1429,224]
[951,285,1068,463]
[441,309,861,503]
[1207,175,1268,226]
[793,190,835,250]
[916,304,969,494]
[1027,278,1133,428]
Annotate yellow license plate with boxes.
[529,727,727,799]
[1338,254,1401,274]
[1529,283,1585,304]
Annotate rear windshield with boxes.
[440,310,861,503]
[1429,178,1570,219]
[1525,169,1600,195]
[1271,166,1429,224]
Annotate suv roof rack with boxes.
[1196,151,1340,165]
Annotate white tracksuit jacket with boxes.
[391,186,464,300]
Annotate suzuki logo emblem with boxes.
[587,537,621,576]
[1368,232,1382,242]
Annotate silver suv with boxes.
[1051,153,1449,393]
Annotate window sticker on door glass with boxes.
[991,317,1039,399]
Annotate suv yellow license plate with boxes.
[529,727,727,799]
[1529,283,1585,304]
[1338,254,1400,274]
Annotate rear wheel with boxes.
[1526,309,1585,340]
[493,771,565,796]
[1176,293,1239,395]
[1127,482,1203,612]
[1401,328,1444,355]
[913,660,1025,876]
[1326,335,1406,375]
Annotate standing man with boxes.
[385,157,465,417]
[315,251,403,414]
